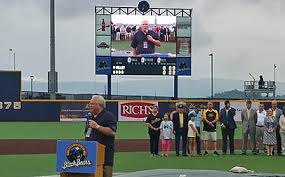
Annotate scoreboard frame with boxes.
[95,4,192,76]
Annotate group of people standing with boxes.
[112,24,175,42]
[145,100,285,157]
[241,100,285,156]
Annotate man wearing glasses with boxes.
[131,20,161,56]
[85,95,117,177]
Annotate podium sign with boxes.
[56,140,97,174]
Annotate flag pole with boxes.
[274,64,276,83]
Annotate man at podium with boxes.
[85,95,117,177]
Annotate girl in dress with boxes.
[263,108,278,156]
[188,114,200,156]
[160,113,173,157]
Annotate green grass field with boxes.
[0,122,284,177]
[0,152,284,177]
[112,40,176,54]
[0,122,242,140]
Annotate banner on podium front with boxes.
[56,140,97,173]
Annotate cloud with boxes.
[0,0,284,88]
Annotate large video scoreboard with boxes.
[95,2,192,76]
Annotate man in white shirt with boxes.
[255,103,267,153]
[271,101,283,155]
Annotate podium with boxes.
[56,140,105,177]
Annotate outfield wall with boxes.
[1,99,285,122]
[1,70,285,121]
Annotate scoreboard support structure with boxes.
[107,74,178,99]
[174,75,178,99]
[107,75,111,99]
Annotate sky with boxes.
[0,0,284,85]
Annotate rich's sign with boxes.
[118,102,158,121]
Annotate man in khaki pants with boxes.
[240,100,257,155]
[255,103,266,154]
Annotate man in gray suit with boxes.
[241,100,257,155]
[271,101,283,155]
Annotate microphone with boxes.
[85,112,93,138]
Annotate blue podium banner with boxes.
[56,140,97,173]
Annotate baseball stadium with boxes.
[1,1,285,177]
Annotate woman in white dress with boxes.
[188,115,200,156]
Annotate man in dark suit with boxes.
[219,100,236,155]
[172,102,188,156]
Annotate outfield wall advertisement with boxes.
[59,102,118,122]
[118,101,158,121]
[60,102,89,122]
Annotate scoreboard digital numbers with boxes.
[112,56,177,75]
[95,5,192,76]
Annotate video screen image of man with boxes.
[131,20,161,56]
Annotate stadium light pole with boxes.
[9,48,16,70]
[48,0,57,100]
[30,75,35,98]
[209,53,214,99]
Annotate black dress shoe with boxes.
[240,152,246,155]
[176,153,180,156]
[182,154,188,157]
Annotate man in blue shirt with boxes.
[131,20,161,56]
[189,105,203,155]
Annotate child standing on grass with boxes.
[160,113,173,157]
[188,115,200,156]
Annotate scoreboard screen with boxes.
[95,7,192,76]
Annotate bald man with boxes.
[131,20,160,56]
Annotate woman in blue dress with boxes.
[263,108,278,156]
